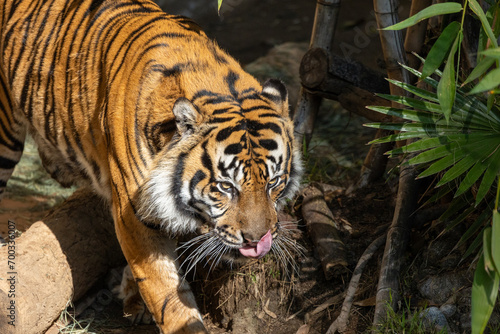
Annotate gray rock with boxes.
[418,272,467,304]
[419,307,450,332]
[423,232,462,267]
[440,303,457,319]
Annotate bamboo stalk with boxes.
[357,0,412,187]
[373,0,410,95]
[293,0,341,147]
[371,0,417,330]
[372,161,417,330]
[361,0,430,187]
[356,131,393,188]
[404,0,432,72]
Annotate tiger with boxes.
[0,0,303,333]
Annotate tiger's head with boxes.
[136,79,302,266]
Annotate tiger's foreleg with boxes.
[0,68,26,199]
[112,202,207,334]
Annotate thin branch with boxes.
[326,234,387,334]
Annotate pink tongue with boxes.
[239,230,273,259]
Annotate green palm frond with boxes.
[366,67,500,207]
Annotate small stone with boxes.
[440,303,457,319]
[440,303,457,318]
[419,307,450,332]
[417,272,467,304]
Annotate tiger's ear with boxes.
[172,97,202,134]
[262,79,289,116]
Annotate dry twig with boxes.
[326,234,387,333]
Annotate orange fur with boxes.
[0,0,302,332]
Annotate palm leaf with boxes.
[418,154,462,178]
[383,3,462,31]
[477,158,500,206]
[457,207,493,254]
[366,73,500,207]
[369,131,429,144]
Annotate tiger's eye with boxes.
[217,181,234,193]
[268,176,281,188]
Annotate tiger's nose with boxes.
[241,231,263,245]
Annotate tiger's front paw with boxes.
[114,265,153,325]
[123,292,153,325]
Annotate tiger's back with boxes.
[1,0,259,198]
[0,1,302,333]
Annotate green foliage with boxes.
[471,207,500,334]
[370,1,500,333]
[383,3,462,31]
[371,298,448,334]
[420,22,460,80]
[366,67,500,207]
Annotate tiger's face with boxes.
[137,79,302,264]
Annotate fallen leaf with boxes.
[295,324,310,334]
[354,295,376,307]
[263,298,277,319]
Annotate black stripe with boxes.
[212,107,232,115]
[172,153,192,214]
[117,31,189,69]
[225,71,239,98]
[150,63,183,77]
[189,170,206,192]
[246,120,282,136]
[239,93,266,102]
[201,150,213,175]
[142,220,163,230]
[258,139,278,151]
[0,121,24,152]
[160,296,169,325]
[258,113,282,119]
[88,0,106,13]
[202,96,234,106]
[209,117,234,124]
[191,90,219,101]
[242,105,274,113]
[224,143,243,155]
[207,41,229,64]
[215,123,245,142]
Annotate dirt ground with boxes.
[0,0,450,333]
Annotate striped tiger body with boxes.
[0,0,302,333]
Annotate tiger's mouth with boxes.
[238,230,273,259]
[177,222,303,279]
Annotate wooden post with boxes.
[299,48,393,122]
[293,0,341,147]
